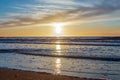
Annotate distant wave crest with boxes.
[0,37,120,46]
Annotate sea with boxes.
[0,37,120,80]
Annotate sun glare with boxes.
[56,26,61,34]
[51,22,65,35]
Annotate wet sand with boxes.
[0,68,107,80]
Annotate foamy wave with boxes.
[0,49,120,61]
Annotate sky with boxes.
[0,0,120,37]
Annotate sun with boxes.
[55,25,61,34]
[51,22,65,35]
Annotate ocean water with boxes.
[0,37,120,80]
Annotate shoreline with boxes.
[0,68,107,80]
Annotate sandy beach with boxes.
[0,68,107,80]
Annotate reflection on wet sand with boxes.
[54,58,61,74]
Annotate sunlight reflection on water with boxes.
[56,44,61,53]
[55,41,62,55]
[54,42,62,74]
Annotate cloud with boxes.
[0,0,120,28]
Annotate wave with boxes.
[0,42,120,46]
[0,37,120,46]
[0,49,120,61]
[19,52,120,61]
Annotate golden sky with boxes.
[0,0,120,36]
